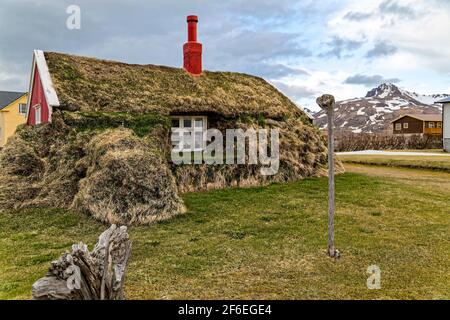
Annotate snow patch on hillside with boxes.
[314,83,448,134]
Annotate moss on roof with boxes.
[44,52,303,119]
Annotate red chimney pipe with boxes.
[183,15,202,75]
[187,15,198,42]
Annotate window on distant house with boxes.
[437,122,442,128]
[428,122,435,128]
[395,123,402,131]
[403,122,408,129]
[171,116,207,151]
[18,103,27,116]
[34,104,41,125]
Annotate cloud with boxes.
[344,74,401,87]
[379,0,417,18]
[344,11,373,21]
[1,0,450,109]
[343,0,417,21]
[208,30,311,62]
[0,0,316,92]
[250,63,309,79]
[321,36,364,58]
[328,0,450,75]
[365,41,397,58]
[271,81,317,100]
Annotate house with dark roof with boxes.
[1,15,331,225]
[436,97,450,152]
[390,114,442,136]
[0,91,28,147]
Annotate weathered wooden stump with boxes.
[32,224,131,300]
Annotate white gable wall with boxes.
[444,103,450,152]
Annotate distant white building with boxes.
[436,97,450,152]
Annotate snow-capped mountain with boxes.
[314,83,448,134]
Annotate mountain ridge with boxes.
[313,83,448,134]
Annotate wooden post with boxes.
[327,102,335,257]
[316,94,339,259]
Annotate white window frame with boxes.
[18,103,27,116]
[171,116,207,152]
[437,122,442,128]
[428,122,435,128]
[34,104,42,125]
[395,123,402,131]
[403,122,408,129]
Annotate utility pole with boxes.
[316,94,339,259]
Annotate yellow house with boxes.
[0,91,28,147]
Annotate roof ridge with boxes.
[0,90,26,94]
[0,91,27,110]
[390,113,442,123]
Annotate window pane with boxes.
[19,104,27,114]
[182,131,192,149]
[171,118,180,128]
[194,131,203,149]
[183,119,192,128]
[171,129,182,149]
[194,118,203,128]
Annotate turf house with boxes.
[0,16,336,225]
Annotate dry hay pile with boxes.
[72,128,185,224]
[0,112,185,225]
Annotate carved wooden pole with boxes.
[316,94,339,259]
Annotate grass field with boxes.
[1,166,449,300]
[338,154,450,171]
[386,149,446,154]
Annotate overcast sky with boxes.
[1,0,450,111]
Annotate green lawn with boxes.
[1,167,449,300]
[386,149,446,154]
[338,154,450,171]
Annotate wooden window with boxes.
[171,118,180,128]
[183,118,192,128]
[395,123,402,131]
[171,116,207,151]
[18,103,27,116]
[428,122,435,128]
[403,122,408,129]
[194,118,203,128]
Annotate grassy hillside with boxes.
[338,154,450,171]
[1,168,449,299]
[45,51,307,120]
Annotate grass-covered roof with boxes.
[44,52,303,119]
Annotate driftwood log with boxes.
[32,224,131,300]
